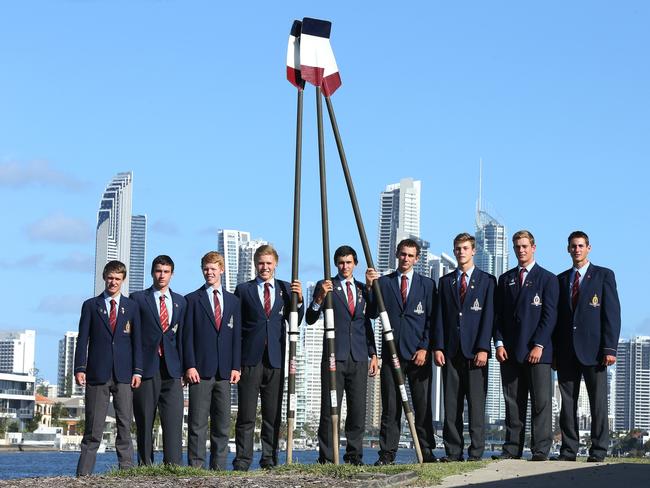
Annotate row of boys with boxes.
[73,229,619,474]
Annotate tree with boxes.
[8,422,19,433]
[25,413,42,433]
[0,418,7,437]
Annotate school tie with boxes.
[264,283,272,317]
[519,268,526,287]
[109,299,117,333]
[159,295,169,356]
[213,289,222,331]
[459,272,467,305]
[571,271,581,310]
[346,281,355,316]
[400,275,408,306]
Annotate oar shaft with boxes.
[286,88,303,464]
[317,87,340,464]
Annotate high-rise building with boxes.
[475,161,508,279]
[0,330,36,375]
[129,214,147,295]
[614,336,650,431]
[58,332,84,397]
[217,229,251,293]
[429,253,457,282]
[94,172,134,295]
[376,178,421,273]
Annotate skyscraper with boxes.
[0,330,36,375]
[58,332,84,397]
[614,336,650,431]
[217,229,251,293]
[376,178,421,273]
[94,172,133,295]
[474,161,509,424]
[238,238,269,285]
[129,214,147,295]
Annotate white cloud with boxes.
[0,160,87,191]
[25,213,93,243]
[36,295,85,315]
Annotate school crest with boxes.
[470,299,482,311]
[124,321,131,334]
[227,317,234,328]
[172,324,179,334]
[531,293,542,307]
[589,294,601,308]
[414,301,424,315]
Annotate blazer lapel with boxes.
[115,298,128,333]
[388,273,404,310]
[464,271,481,309]
[576,266,595,314]
[271,281,284,316]
[145,287,162,330]
[95,295,111,334]
[199,286,217,328]
[450,274,460,310]
[249,281,267,317]
[332,278,351,314]
[404,273,419,311]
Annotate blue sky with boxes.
[1,1,648,382]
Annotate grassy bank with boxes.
[108,460,491,485]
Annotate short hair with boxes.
[512,230,535,246]
[453,233,476,249]
[254,244,279,264]
[151,255,174,273]
[103,260,127,279]
[396,238,421,257]
[334,245,358,265]
[201,251,224,269]
[568,230,590,246]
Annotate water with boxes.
[0,448,467,479]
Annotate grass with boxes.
[107,460,491,484]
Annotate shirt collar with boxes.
[153,287,171,301]
[256,277,275,288]
[397,269,415,281]
[457,266,475,280]
[337,274,354,286]
[206,283,223,295]
[573,261,590,275]
[518,261,535,273]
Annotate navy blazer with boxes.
[433,268,496,359]
[554,264,621,366]
[494,263,559,364]
[368,272,436,361]
[306,278,376,362]
[183,286,242,380]
[235,279,303,369]
[74,294,143,385]
[130,287,186,379]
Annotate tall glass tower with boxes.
[129,214,147,295]
[94,172,133,295]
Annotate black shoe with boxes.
[439,456,463,463]
[530,453,548,462]
[422,451,438,463]
[550,455,576,461]
[260,463,276,471]
[317,457,331,464]
[491,452,521,460]
[467,456,482,462]
[374,454,395,466]
[586,456,604,463]
[232,463,249,472]
[344,455,364,466]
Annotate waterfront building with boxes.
[57,332,84,398]
[614,336,650,431]
[128,214,147,295]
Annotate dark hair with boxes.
[396,238,421,257]
[151,255,175,273]
[103,260,127,279]
[453,232,476,249]
[334,245,358,265]
[568,230,590,246]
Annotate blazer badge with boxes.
[414,301,424,315]
[589,294,601,308]
[531,293,542,307]
[172,324,178,334]
[470,299,482,311]
[508,279,516,287]
[279,306,284,315]
[120,306,125,315]
[227,317,234,328]
[124,321,131,334]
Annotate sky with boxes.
[1,1,648,382]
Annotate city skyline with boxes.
[1,2,648,381]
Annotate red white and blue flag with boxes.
[286,20,304,89]
[299,17,342,97]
